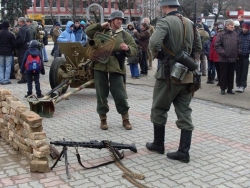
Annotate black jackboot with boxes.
[206,75,211,84]
[146,124,165,154]
[210,76,215,84]
[167,130,192,163]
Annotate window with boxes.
[44,0,49,7]
[52,0,56,7]
[111,2,115,8]
[104,2,108,8]
[60,0,64,7]
[36,0,41,7]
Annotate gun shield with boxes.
[86,32,116,64]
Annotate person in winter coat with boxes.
[86,10,137,131]
[235,22,250,93]
[53,23,62,59]
[209,24,224,86]
[0,21,16,85]
[195,23,209,76]
[73,20,88,46]
[204,31,216,84]
[126,22,141,78]
[215,19,241,95]
[16,17,31,84]
[20,40,45,98]
[133,22,151,75]
[57,21,76,42]
[41,24,48,62]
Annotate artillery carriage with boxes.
[28,32,116,117]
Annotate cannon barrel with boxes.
[88,39,99,49]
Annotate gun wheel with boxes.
[49,57,69,94]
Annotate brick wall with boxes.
[0,89,50,173]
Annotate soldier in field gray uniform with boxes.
[146,0,202,163]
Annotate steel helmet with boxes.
[158,0,180,7]
[108,11,125,21]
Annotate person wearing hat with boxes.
[215,19,241,95]
[16,17,31,84]
[142,17,155,70]
[80,20,86,29]
[196,17,211,36]
[57,21,76,42]
[133,22,151,75]
[20,40,45,98]
[0,21,16,85]
[234,20,241,34]
[235,21,250,93]
[145,0,202,163]
[85,10,137,130]
[52,22,62,59]
[195,23,209,76]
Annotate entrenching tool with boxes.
[28,79,94,118]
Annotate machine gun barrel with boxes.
[50,140,137,153]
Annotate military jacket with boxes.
[149,11,202,83]
[86,23,137,74]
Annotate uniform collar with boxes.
[167,11,180,16]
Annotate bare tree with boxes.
[67,0,82,21]
[88,0,107,23]
[44,0,57,24]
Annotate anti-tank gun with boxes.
[28,32,116,117]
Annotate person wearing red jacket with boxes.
[209,24,224,86]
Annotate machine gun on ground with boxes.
[50,139,137,179]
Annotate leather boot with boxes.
[206,76,211,84]
[122,113,132,130]
[210,76,215,84]
[99,114,108,130]
[146,124,165,154]
[167,129,192,163]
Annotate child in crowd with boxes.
[204,31,216,84]
[20,40,45,98]
[128,40,141,79]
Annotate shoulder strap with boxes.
[162,14,186,57]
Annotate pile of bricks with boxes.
[0,89,50,173]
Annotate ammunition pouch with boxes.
[175,51,198,71]
[170,62,188,81]
[187,70,201,94]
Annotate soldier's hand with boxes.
[101,22,110,29]
[120,43,129,51]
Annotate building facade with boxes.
[27,0,143,25]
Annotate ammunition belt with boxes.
[105,141,150,188]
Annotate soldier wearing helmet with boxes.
[86,10,137,131]
[145,0,202,163]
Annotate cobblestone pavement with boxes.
[0,44,249,188]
